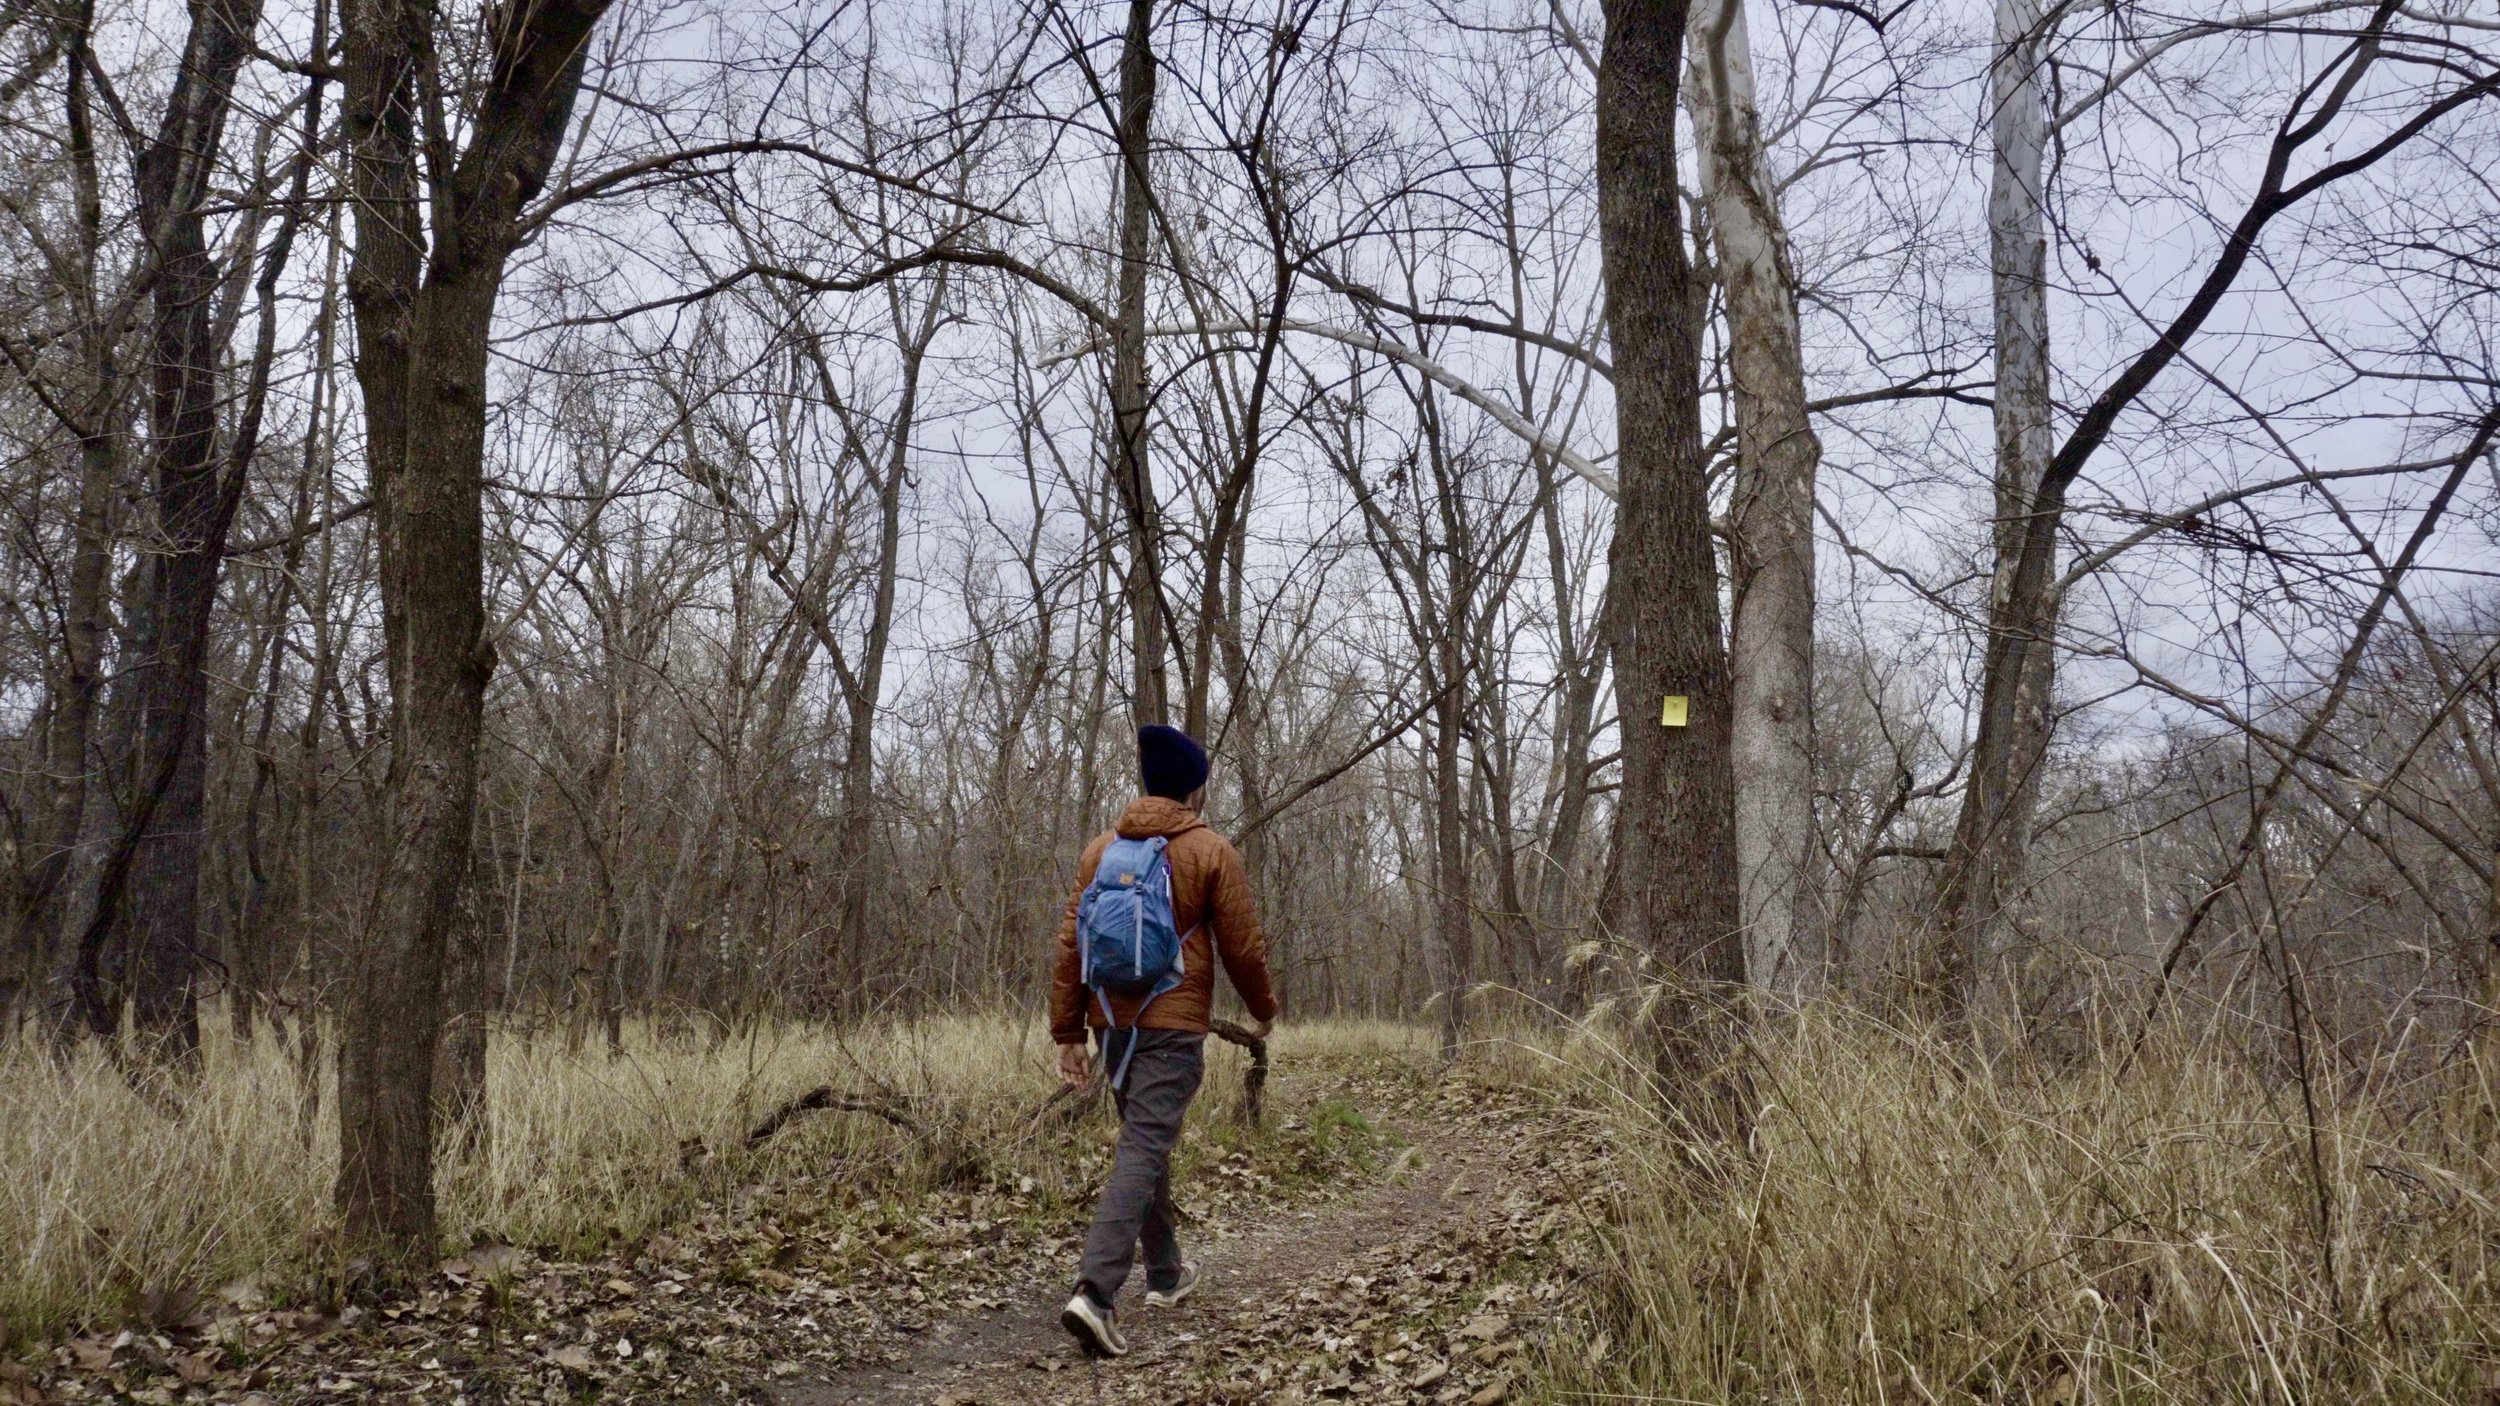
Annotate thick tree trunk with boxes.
[1596,0,1746,1022]
[1683,0,1821,997]
[334,0,611,1265]
[1931,0,2054,1017]
[336,264,500,1262]
[111,0,272,1065]
[1109,0,1168,725]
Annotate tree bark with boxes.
[433,890,491,1157]
[832,290,934,1016]
[1109,0,1168,725]
[114,0,274,1065]
[1595,0,1746,1026]
[334,0,613,1266]
[1430,665,1470,1059]
[336,253,501,1265]
[1931,0,2055,1016]
[21,0,123,1040]
[1684,0,1821,997]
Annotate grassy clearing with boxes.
[0,1012,1420,1347]
[1535,1004,2500,1405]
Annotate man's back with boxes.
[1051,795,1277,1041]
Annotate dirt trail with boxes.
[11,1062,1596,1406]
[782,1074,1589,1406]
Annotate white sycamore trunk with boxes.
[1684,0,1821,994]
[1931,0,2056,1003]
[1988,0,2053,675]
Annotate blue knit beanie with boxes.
[1137,724,1209,801]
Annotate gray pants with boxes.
[1077,1028,1205,1308]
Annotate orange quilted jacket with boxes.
[1049,796,1279,1042]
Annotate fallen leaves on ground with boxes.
[8,1064,1609,1405]
[1157,1081,1614,1406]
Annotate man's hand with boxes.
[1250,1017,1274,1042]
[1056,1042,1091,1088]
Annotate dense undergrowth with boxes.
[1527,1004,2500,1405]
[13,1000,2499,1403]
[0,1012,1421,1348]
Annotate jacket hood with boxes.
[1115,795,1208,840]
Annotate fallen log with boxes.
[744,1086,917,1148]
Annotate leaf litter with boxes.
[9,1063,1609,1405]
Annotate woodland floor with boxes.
[14,1058,1614,1406]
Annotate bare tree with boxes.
[1683,0,1820,996]
[6,0,130,1039]
[332,0,619,1263]
[1932,2,2499,1016]
[1595,0,1746,1037]
[1109,0,1169,724]
[1926,0,2055,1016]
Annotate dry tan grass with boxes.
[1539,1003,2500,1405]
[1,1032,331,1346]
[0,1012,1423,1346]
[25,996,2483,1402]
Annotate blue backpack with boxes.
[1076,835,1194,1087]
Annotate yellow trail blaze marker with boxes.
[1660,695,1689,728]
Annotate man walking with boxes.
[1053,724,1279,1357]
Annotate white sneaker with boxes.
[1143,1261,1202,1308]
[1061,1292,1128,1357]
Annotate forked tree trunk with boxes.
[1932,0,2055,1017]
[336,254,503,1261]
[115,0,273,1065]
[1595,0,1746,1035]
[334,0,613,1265]
[1109,0,1168,725]
[1684,0,1822,997]
[832,293,932,1014]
